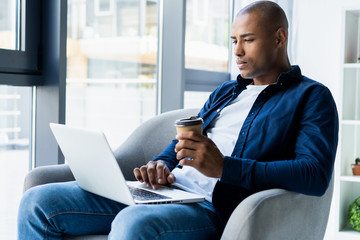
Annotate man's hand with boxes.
[133,160,175,190]
[175,131,224,178]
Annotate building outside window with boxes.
[66,0,158,147]
[184,0,230,108]
[66,0,230,145]
[185,0,229,72]
[0,0,17,50]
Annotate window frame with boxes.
[0,0,42,86]
[0,0,67,168]
[185,68,230,92]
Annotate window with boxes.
[0,0,41,238]
[0,85,32,239]
[184,91,210,109]
[183,0,231,109]
[185,0,230,72]
[67,0,158,147]
[0,1,17,50]
[95,0,113,15]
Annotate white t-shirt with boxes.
[172,84,268,202]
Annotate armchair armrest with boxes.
[221,186,332,240]
[23,164,74,192]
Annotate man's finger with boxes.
[133,168,143,182]
[146,161,157,187]
[139,165,149,186]
[179,158,196,167]
[175,131,203,141]
[156,161,166,184]
[166,172,176,184]
[176,148,196,160]
[175,139,199,153]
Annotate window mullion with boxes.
[157,0,186,113]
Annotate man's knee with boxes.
[109,205,163,239]
[19,184,55,220]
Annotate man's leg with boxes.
[109,201,222,240]
[18,181,126,240]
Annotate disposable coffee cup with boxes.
[175,116,203,134]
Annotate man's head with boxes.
[231,1,291,85]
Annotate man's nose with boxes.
[233,42,244,56]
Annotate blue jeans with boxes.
[18,181,222,239]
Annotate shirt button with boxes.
[241,132,245,135]
[217,109,221,112]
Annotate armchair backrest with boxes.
[113,108,200,180]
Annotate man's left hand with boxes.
[175,131,224,178]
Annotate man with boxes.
[18,1,338,239]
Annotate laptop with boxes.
[49,123,205,205]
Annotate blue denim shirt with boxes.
[153,66,338,223]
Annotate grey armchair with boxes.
[23,108,333,240]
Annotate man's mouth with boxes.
[237,61,247,69]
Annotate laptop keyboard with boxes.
[128,185,171,201]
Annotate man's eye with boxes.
[244,39,254,42]
[232,41,237,44]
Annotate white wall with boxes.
[294,1,360,239]
[294,0,341,99]
[294,0,359,100]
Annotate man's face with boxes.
[231,12,278,81]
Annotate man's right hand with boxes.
[133,160,175,190]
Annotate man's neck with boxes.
[253,63,292,86]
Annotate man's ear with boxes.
[275,27,287,47]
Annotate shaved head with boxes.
[231,1,291,85]
[236,1,288,33]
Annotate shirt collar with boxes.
[236,65,302,87]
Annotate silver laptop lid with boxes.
[49,123,205,205]
[50,123,135,205]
